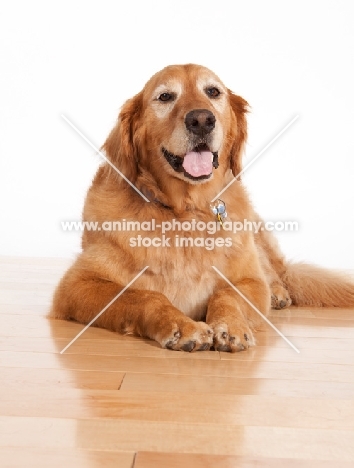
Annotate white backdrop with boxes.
[0,0,353,269]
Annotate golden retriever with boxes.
[51,64,354,352]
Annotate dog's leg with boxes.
[259,251,292,309]
[50,266,213,352]
[255,228,292,309]
[206,278,270,352]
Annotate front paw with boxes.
[159,320,214,352]
[209,320,255,352]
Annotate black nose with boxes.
[185,109,216,136]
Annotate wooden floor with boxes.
[1,257,354,467]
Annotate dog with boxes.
[51,64,354,352]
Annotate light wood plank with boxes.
[1,350,354,382]
[121,372,354,398]
[0,336,220,359]
[2,332,354,364]
[261,324,354,339]
[0,281,58,290]
[219,344,354,364]
[270,316,354,328]
[2,314,354,349]
[255,334,354,349]
[134,451,354,468]
[270,307,354,321]
[0,304,50,316]
[0,417,353,461]
[0,315,129,339]
[0,292,52,306]
[1,388,353,430]
[2,313,354,346]
[0,367,124,390]
[0,448,134,468]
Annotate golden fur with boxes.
[51,64,354,352]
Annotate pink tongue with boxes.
[182,151,213,177]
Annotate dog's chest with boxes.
[140,245,225,320]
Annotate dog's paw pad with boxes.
[180,340,196,352]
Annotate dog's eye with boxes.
[206,87,221,98]
[158,92,175,102]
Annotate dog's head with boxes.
[103,64,248,189]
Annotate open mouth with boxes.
[162,144,219,181]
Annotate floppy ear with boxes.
[102,92,143,182]
[227,90,249,177]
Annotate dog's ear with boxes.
[102,92,143,182]
[227,90,249,177]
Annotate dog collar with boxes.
[140,186,171,209]
[141,186,227,227]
